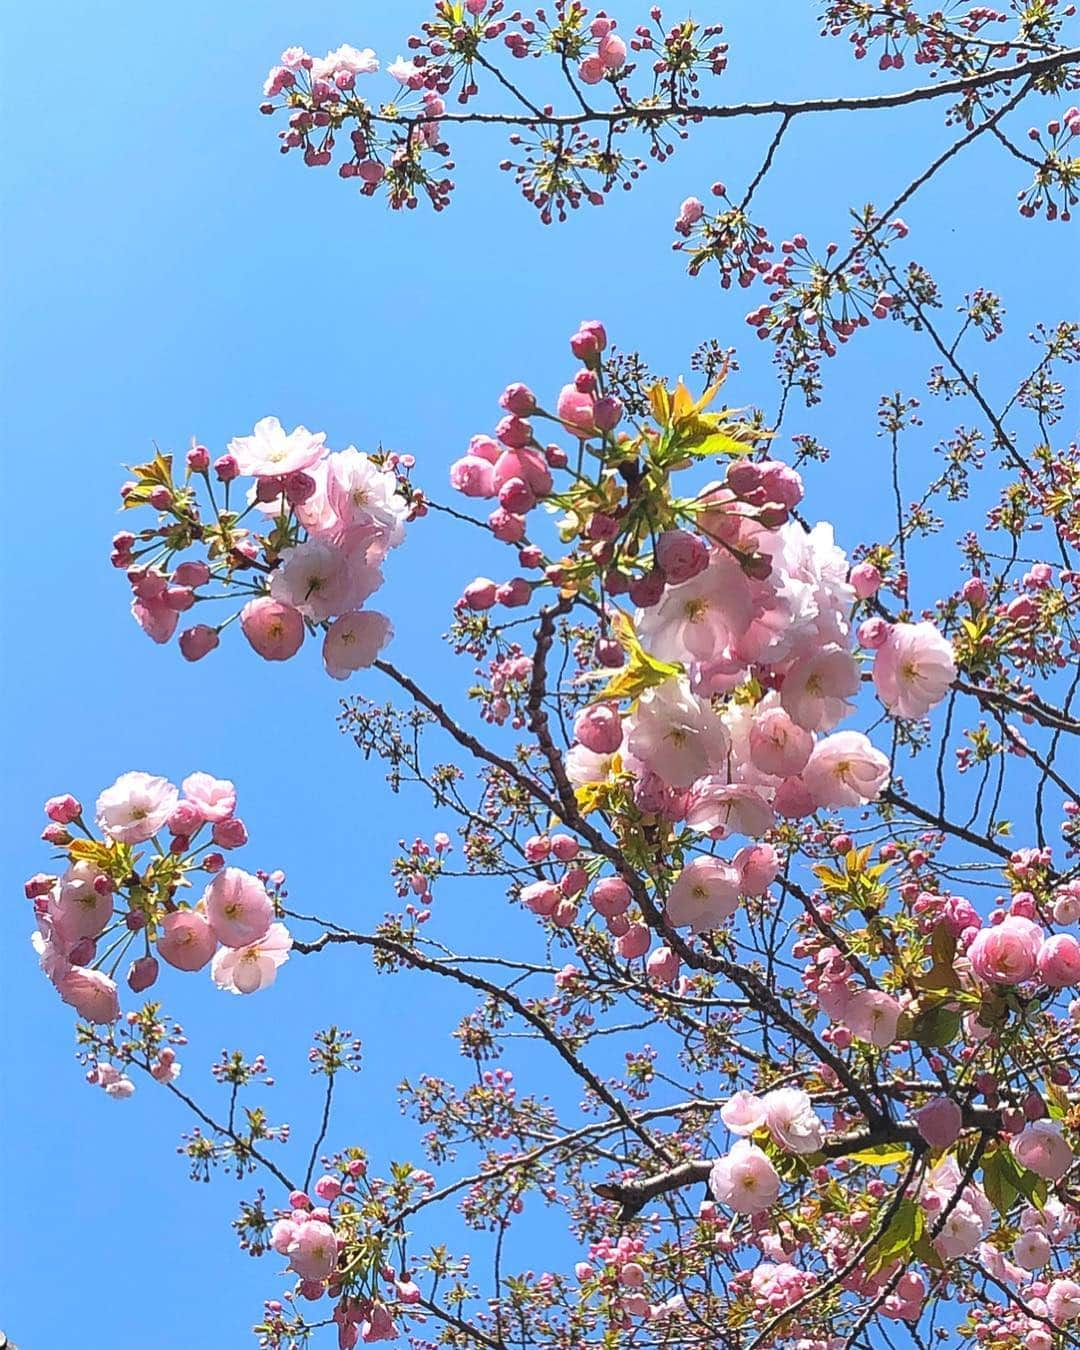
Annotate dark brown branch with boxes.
[366,47,1080,131]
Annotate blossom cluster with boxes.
[1018,106,1080,221]
[450,322,959,842]
[259,41,454,211]
[256,1164,442,1346]
[114,419,410,679]
[26,772,291,1032]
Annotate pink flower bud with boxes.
[593,396,623,432]
[521,881,560,916]
[495,415,533,449]
[556,385,597,438]
[616,923,651,959]
[523,834,551,862]
[913,1096,963,1148]
[488,508,527,543]
[173,560,211,588]
[646,946,680,985]
[463,578,497,610]
[45,794,82,825]
[498,476,536,514]
[1038,933,1080,988]
[850,562,883,599]
[962,576,989,607]
[591,876,632,917]
[212,818,248,850]
[656,530,708,584]
[574,703,623,754]
[179,625,220,662]
[561,867,589,897]
[628,570,665,608]
[449,455,496,498]
[499,383,537,415]
[496,578,531,607]
[858,617,892,650]
[314,1174,342,1202]
[128,955,160,993]
[551,834,580,861]
[25,873,56,899]
[168,801,204,836]
[214,453,240,483]
[164,585,195,612]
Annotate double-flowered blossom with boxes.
[872,620,958,719]
[709,1140,782,1214]
[26,772,291,1033]
[115,419,409,680]
[719,1087,826,1155]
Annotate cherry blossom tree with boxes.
[21,4,1080,1347]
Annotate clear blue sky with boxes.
[1,3,1075,1345]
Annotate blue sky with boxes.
[1,2,1076,1345]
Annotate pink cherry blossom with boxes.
[1014,1229,1052,1271]
[748,704,814,778]
[204,867,274,948]
[664,857,741,932]
[270,540,382,622]
[228,416,326,478]
[240,597,305,661]
[780,645,860,732]
[762,1088,826,1155]
[637,553,754,665]
[709,1139,781,1214]
[324,447,408,552]
[845,989,902,1048]
[734,843,780,896]
[801,732,890,808]
[967,915,1043,985]
[287,1218,338,1281]
[1012,1119,1074,1181]
[625,678,729,789]
[211,922,292,994]
[684,781,775,840]
[181,772,237,823]
[95,771,179,844]
[323,611,393,679]
[1048,1279,1080,1325]
[157,910,218,972]
[873,621,957,720]
[54,861,113,943]
[56,966,120,1023]
[720,1091,768,1137]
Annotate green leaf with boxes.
[911,1003,961,1048]
[597,611,683,702]
[847,1143,913,1167]
[684,430,754,459]
[912,1231,945,1270]
[864,1197,923,1277]
[980,1146,1043,1218]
